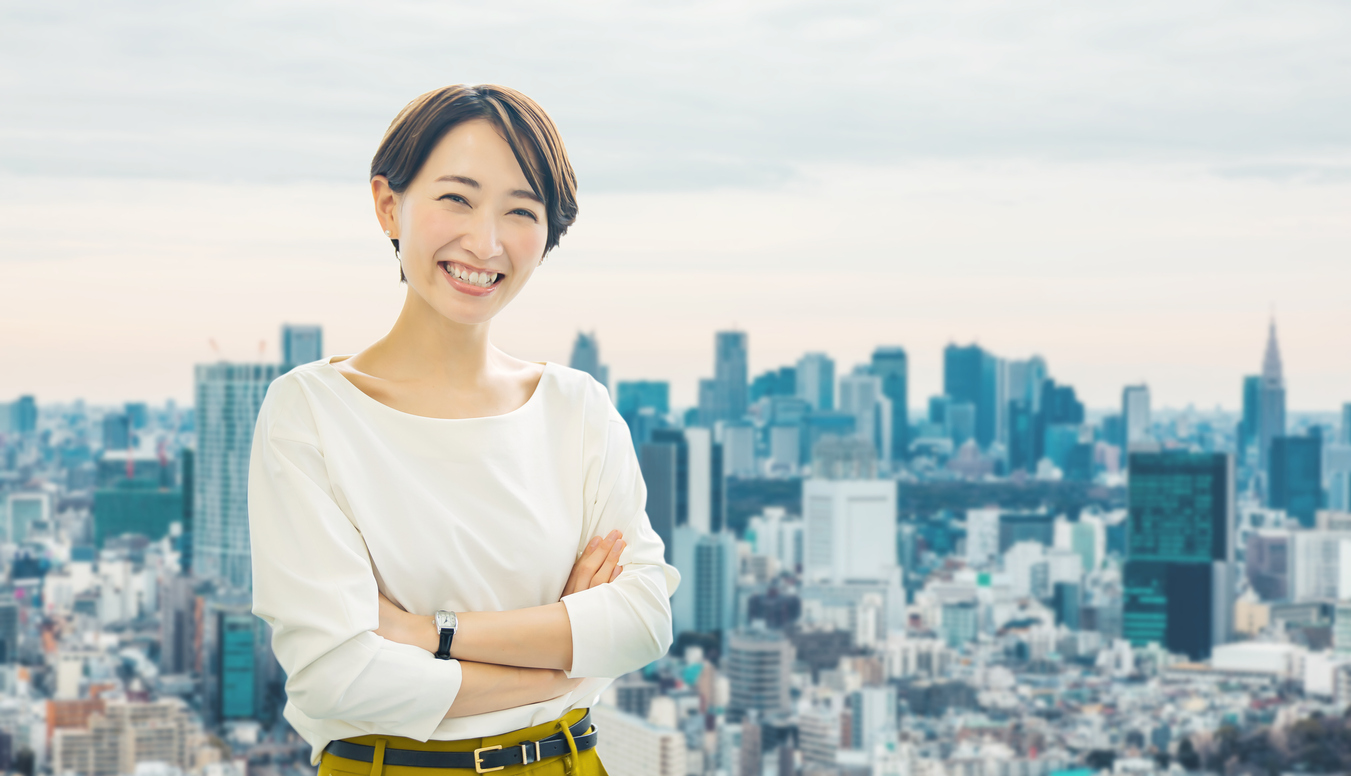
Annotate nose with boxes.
[460,207,504,263]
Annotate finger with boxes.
[591,539,625,588]
[564,535,609,596]
[608,564,623,583]
[576,531,620,578]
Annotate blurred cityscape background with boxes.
[4,2,1351,775]
[0,317,1349,775]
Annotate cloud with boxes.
[2,0,1350,190]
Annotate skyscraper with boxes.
[1257,320,1287,477]
[568,331,610,393]
[1122,384,1151,450]
[838,370,892,465]
[944,344,997,448]
[1239,375,1262,454]
[1269,430,1323,527]
[1122,451,1235,661]
[688,531,737,635]
[280,324,323,367]
[795,353,835,412]
[869,347,909,461]
[1342,403,1351,446]
[10,396,36,435]
[802,478,897,584]
[616,381,670,419]
[696,332,749,427]
[194,362,286,591]
[639,441,679,564]
[726,630,794,722]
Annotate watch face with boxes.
[435,610,457,630]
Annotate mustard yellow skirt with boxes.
[317,708,607,776]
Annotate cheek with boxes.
[408,207,460,250]
[508,224,548,266]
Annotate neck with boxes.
[368,286,497,382]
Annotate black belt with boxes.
[323,710,597,773]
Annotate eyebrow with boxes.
[434,174,543,204]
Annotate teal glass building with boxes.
[1123,451,1234,661]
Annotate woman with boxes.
[247,84,681,776]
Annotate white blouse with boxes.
[246,356,680,766]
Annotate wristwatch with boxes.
[433,610,458,659]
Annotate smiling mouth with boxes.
[439,261,505,289]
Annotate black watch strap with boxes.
[435,626,454,659]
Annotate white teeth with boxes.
[444,263,497,287]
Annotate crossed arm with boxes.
[373,530,628,719]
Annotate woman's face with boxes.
[375,118,549,326]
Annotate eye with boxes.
[511,208,540,221]
[438,194,469,204]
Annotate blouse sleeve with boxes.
[247,375,463,740]
[560,379,683,679]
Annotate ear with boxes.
[371,175,400,242]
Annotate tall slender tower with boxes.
[1257,319,1287,478]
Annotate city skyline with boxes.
[2,2,1350,411]
[2,310,1346,416]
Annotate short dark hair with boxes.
[370,84,578,282]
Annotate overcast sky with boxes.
[2,0,1349,411]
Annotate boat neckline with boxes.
[321,355,552,422]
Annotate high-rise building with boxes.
[101,413,131,451]
[1122,384,1151,449]
[795,353,835,412]
[683,427,716,534]
[1342,403,1351,446]
[1122,451,1235,661]
[591,705,687,776]
[699,331,748,426]
[7,492,51,545]
[672,529,737,636]
[0,601,17,663]
[9,396,36,435]
[159,575,200,675]
[281,324,323,366]
[1239,375,1262,454]
[1258,320,1287,477]
[726,630,794,722]
[204,595,283,727]
[1270,430,1323,527]
[639,441,680,563]
[838,371,892,465]
[965,509,1001,566]
[568,331,609,393]
[947,403,976,448]
[1036,379,1085,464]
[869,348,909,461]
[1007,399,1035,472]
[93,487,183,547]
[721,424,756,479]
[750,367,796,403]
[847,686,898,753]
[1053,582,1082,630]
[802,478,897,584]
[193,362,285,591]
[616,381,670,448]
[944,344,999,448]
